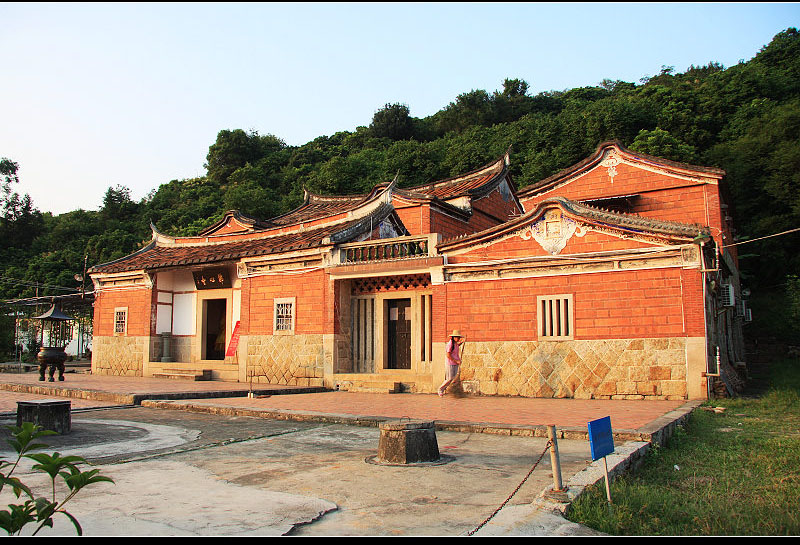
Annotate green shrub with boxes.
[0,423,114,536]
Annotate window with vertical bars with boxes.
[537,295,573,340]
[114,308,127,335]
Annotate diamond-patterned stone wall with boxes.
[246,334,325,387]
[458,337,689,400]
[91,335,147,376]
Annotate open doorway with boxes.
[203,299,226,360]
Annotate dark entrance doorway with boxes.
[204,299,226,360]
[387,298,411,369]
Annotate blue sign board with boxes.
[588,416,615,461]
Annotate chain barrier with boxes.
[467,439,553,536]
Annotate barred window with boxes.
[273,298,296,334]
[114,308,127,335]
[537,295,573,340]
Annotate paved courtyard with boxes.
[0,369,696,536]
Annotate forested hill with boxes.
[1,29,799,324]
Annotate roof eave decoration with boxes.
[438,196,711,256]
[87,235,157,276]
[267,177,397,228]
[87,182,405,276]
[198,210,269,236]
[518,141,726,199]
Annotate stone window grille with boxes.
[273,298,295,334]
[537,295,573,340]
[114,307,128,335]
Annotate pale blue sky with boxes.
[1,2,799,215]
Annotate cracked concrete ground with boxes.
[0,406,598,536]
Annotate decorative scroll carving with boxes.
[519,210,586,255]
[600,149,621,184]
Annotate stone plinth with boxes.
[16,399,72,434]
[377,419,439,464]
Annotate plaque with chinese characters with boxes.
[192,268,232,290]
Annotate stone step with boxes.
[152,369,212,381]
[339,381,406,394]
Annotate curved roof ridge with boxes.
[197,209,272,236]
[518,141,725,198]
[88,199,405,276]
[397,150,511,201]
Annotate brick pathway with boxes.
[0,372,687,432]
[173,391,685,430]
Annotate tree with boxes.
[434,89,495,134]
[629,128,698,163]
[369,103,415,141]
[205,129,285,186]
[0,158,43,253]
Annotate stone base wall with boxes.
[458,337,690,400]
[91,335,148,376]
[246,334,325,387]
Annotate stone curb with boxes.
[476,399,703,535]
[139,398,701,443]
[0,382,325,406]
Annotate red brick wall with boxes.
[394,203,431,236]
[93,288,152,337]
[393,184,521,239]
[241,270,329,335]
[439,267,704,343]
[471,186,522,225]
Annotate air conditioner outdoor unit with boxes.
[745,308,753,323]
[736,299,746,318]
[720,284,736,307]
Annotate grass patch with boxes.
[566,357,800,535]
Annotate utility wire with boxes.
[722,227,800,248]
[0,275,80,293]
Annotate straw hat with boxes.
[450,330,463,338]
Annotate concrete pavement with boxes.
[0,370,700,536]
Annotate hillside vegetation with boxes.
[2,29,799,346]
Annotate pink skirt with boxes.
[445,364,460,380]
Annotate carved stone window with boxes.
[273,298,296,335]
[114,307,128,336]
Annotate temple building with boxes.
[88,142,748,400]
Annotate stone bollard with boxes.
[377,419,440,464]
[17,399,72,434]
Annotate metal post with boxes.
[547,424,564,492]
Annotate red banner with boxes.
[225,321,241,357]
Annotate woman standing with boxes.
[438,330,465,396]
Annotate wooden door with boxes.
[387,299,411,369]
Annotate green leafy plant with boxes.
[0,422,114,536]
